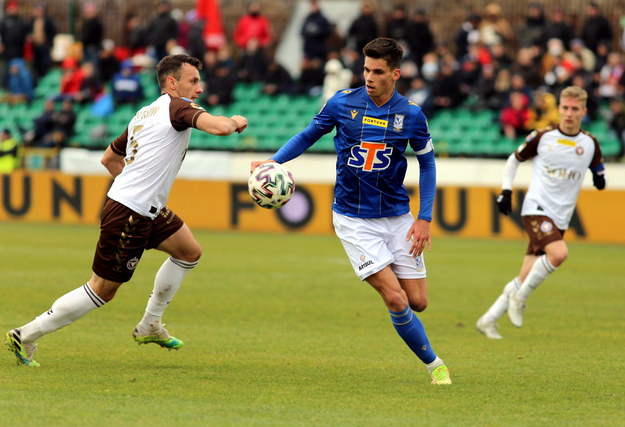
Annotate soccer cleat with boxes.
[132,323,183,350]
[507,291,526,328]
[430,365,452,385]
[5,329,40,367]
[476,316,503,339]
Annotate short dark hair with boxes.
[156,54,203,88]
[362,37,403,70]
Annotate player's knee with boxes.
[548,250,567,267]
[190,244,202,263]
[385,289,409,312]
[409,297,428,313]
[89,279,121,302]
[180,243,202,263]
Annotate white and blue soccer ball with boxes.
[248,162,295,209]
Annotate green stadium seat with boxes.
[233,82,262,100]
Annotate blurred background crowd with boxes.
[1,0,625,173]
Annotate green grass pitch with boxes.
[1,222,623,426]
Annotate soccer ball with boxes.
[248,162,295,209]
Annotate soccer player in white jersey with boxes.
[5,55,248,366]
[251,38,451,385]
[476,86,606,339]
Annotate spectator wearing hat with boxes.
[384,4,410,45]
[233,1,272,82]
[347,2,379,54]
[597,51,624,102]
[54,57,85,102]
[80,2,104,66]
[1,58,34,104]
[26,99,75,150]
[261,59,295,96]
[580,2,613,54]
[405,8,434,68]
[28,3,57,82]
[322,57,352,103]
[526,90,560,130]
[499,91,530,139]
[454,12,481,61]
[300,0,332,62]
[545,6,574,50]
[608,97,625,159]
[0,1,29,89]
[479,3,514,53]
[111,60,144,106]
[147,1,179,62]
[569,38,596,73]
[518,2,548,50]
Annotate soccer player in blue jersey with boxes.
[251,37,451,385]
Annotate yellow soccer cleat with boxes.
[430,365,452,385]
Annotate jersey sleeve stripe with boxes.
[414,139,433,156]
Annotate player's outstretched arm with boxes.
[406,218,432,258]
[196,113,248,136]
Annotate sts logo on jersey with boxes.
[347,141,392,171]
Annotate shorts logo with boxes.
[358,260,374,271]
[540,221,553,233]
[415,256,424,272]
[127,257,139,270]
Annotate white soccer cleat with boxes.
[133,322,183,350]
[476,316,503,339]
[507,291,526,328]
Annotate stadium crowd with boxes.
[1,0,625,172]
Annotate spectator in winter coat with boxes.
[580,1,613,54]
[405,8,434,67]
[2,58,34,104]
[347,2,378,53]
[147,1,179,61]
[233,1,272,50]
[500,91,530,138]
[0,1,28,89]
[112,61,144,105]
[300,1,332,61]
[28,3,57,82]
[80,2,104,65]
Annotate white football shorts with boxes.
[332,211,427,281]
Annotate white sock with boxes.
[516,255,557,301]
[426,356,445,373]
[139,257,197,328]
[20,283,105,344]
[483,277,520,323]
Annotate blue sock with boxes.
[389,305,437,364]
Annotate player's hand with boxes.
[406,219,432,258]
[496,189,512,215]
[250,159,275,173]
[231,115,248,134]
[592,170,606,190]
